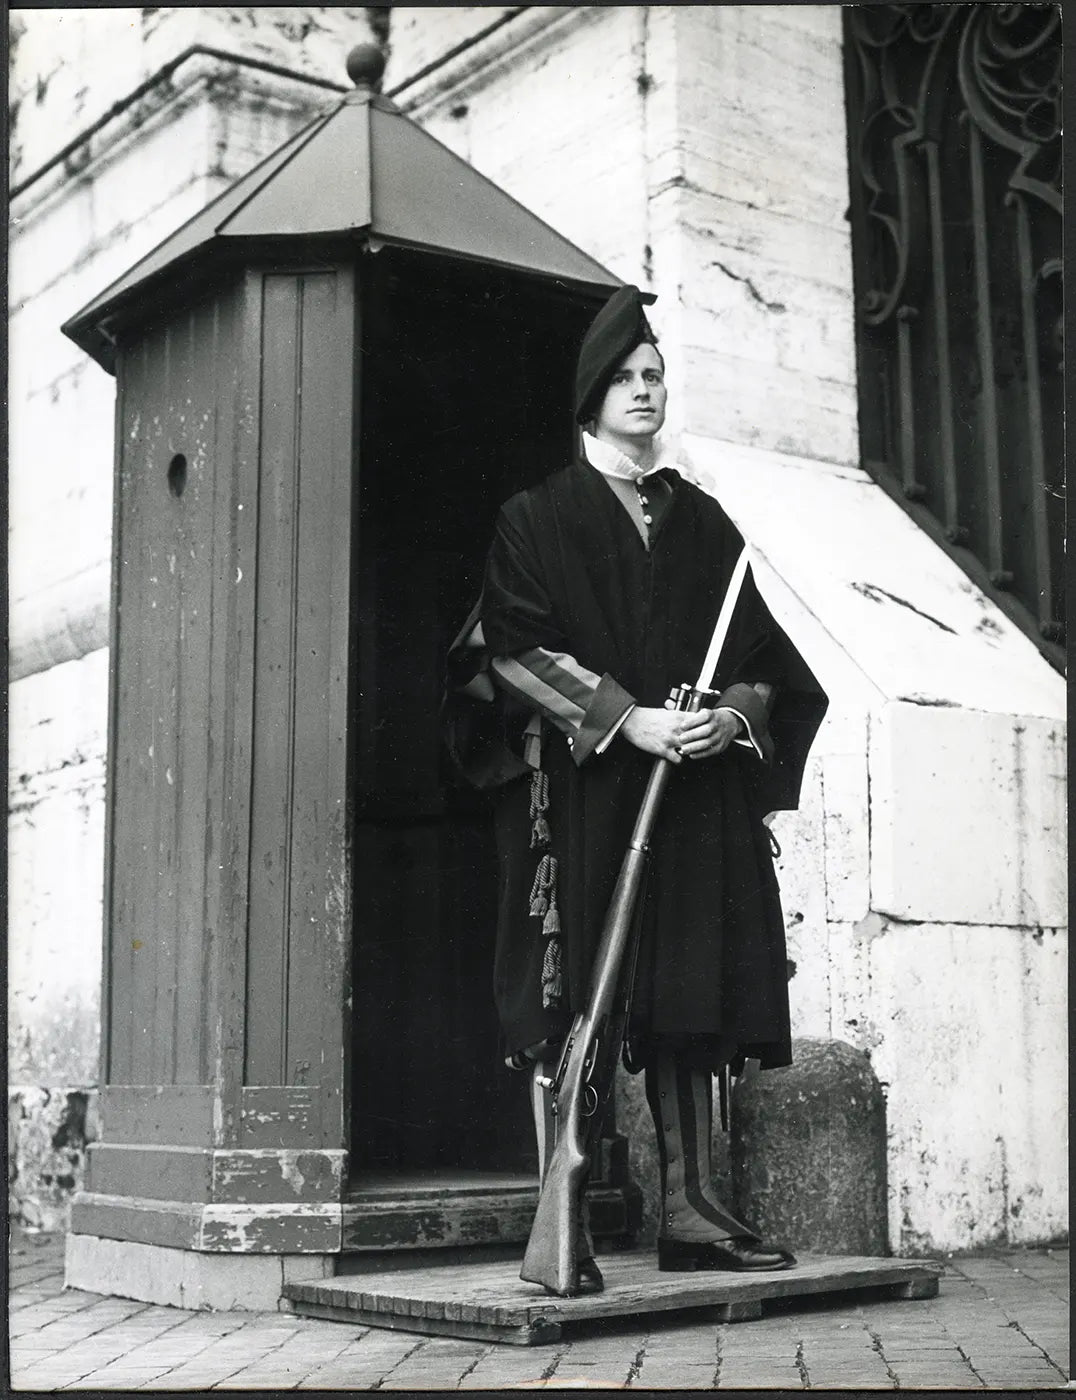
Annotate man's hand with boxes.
[679,707,744,758]
[620,705,746,761]
[619,707,692,762]
[662,703,745,760]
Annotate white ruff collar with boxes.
[582,431,675,482]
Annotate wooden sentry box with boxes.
[62,48,630,1264]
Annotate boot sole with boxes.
[657,1257,794,1273]
[658,1241,796,1272]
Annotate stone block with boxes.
[824,920,883,1055]
[870,704,1067,926]
[64,1231,331,1311]
[819,708,872,923]
[730,1037,888,1255]
[677,6,849,230]
[776,753,832,1040]
[684,343,859,468]
[281,1252,336,1284]
[861,922,1067,1252]
[682,193,854,292]
[682,248,855,387]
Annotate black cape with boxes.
[446,460,827,1069]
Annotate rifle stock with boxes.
[518,1018,591,1292]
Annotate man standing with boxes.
[447,285,823,1294]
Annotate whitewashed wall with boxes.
[389,3,1068,1252]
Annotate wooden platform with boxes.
[283,1251,943,1346]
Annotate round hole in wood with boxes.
[167,453,187,497]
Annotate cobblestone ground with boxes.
[8,1228,1069,1390]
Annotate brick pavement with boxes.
[8,1226,1070,1390]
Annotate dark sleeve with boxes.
[481,504,568,657]
[490,647,635,765]
[720,566,788,690]
[482,503,636,767]
[713,682,775,765]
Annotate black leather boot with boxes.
[645,1052,795,1273]
[530,1061,604,1294]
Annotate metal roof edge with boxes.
[365,236,629,300]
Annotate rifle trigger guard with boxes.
[581,1083,599,1118]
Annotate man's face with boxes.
[593,342,668,445]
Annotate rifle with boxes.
[520,548,752,1295]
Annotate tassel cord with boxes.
[528,765,563,1009]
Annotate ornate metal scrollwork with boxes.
[846,4,961,326]
[958,4,1061,213]
[844,2,1063,661]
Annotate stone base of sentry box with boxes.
[283,1250,943,1346]
[65,1231,334,1312]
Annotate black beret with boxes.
[574,284,659,424]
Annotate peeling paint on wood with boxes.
[211,1148,345,1203]
[342,1187,539,1253]
[199,1203,343,1253]
[100,1085,216,1146]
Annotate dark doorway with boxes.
[349,254,593,1183]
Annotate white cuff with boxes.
[722,706,764,762]
[595,703,635,755]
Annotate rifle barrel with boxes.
[583,759,670,1017]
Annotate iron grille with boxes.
[843,3,1063,667]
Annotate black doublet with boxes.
[477,458,823,1069]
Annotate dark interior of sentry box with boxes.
[348,254,596,1181]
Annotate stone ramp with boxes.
[283,1251,942,1346]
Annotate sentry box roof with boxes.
[63,45,646,374]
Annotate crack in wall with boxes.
[850,580,957,634]
[710,258,787,313]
